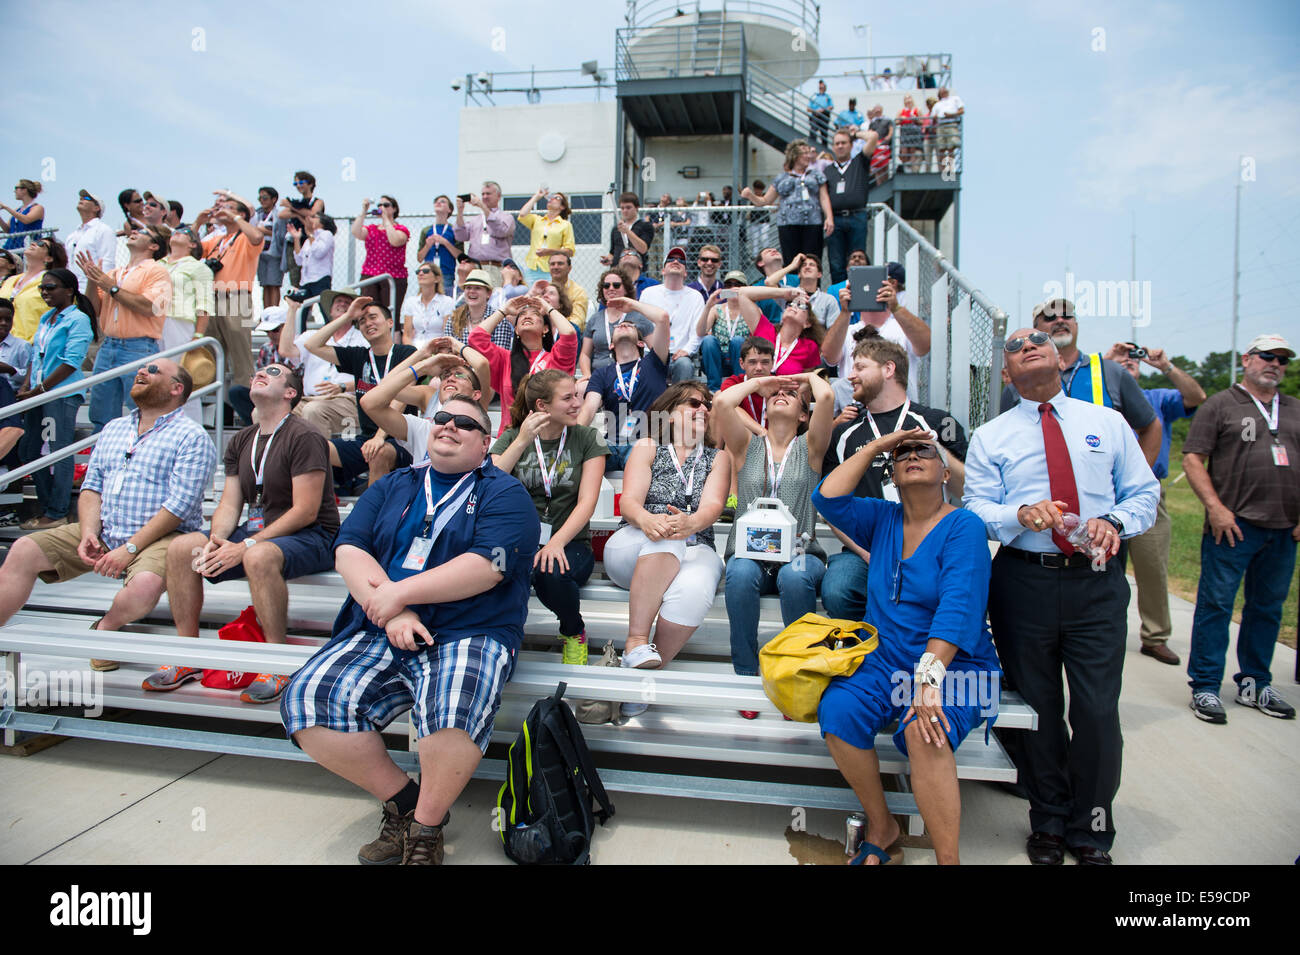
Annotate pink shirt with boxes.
[755,316,822,375]
[468,325,579,436]
[362,223,410,278]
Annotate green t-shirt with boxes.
[491,424,609,542]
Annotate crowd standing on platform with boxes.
[0,152,1295,868]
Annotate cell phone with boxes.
[718,289,738,301]
[457,193,472,202]
[848,265,887,311]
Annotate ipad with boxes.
[848,265,887,311]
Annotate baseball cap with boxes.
[885,261,906,288]
[255,305,289,332]
[463,269,493,289]
[1245,333,1295,358]
[502,258,520,271]
[664,246,687,264]
[1032,298,1076,323]
[457,252,480,265]
[723,270,748,285]
[78,189,104,213]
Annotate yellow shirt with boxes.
[518,213,575,272]
[564,279,590,329]
[0,271,48,342]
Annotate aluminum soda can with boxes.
[845,813,865,855]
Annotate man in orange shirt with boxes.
[77,226,173,433]
[195,197,264,386]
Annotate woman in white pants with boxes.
[603,381,730,687]
[161,228,214,423]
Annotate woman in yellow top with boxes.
[515,187,575,284]
[0,236,66,342]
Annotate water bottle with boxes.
[1059,512,1106,570]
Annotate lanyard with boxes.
[719,306,745,341]
[367,348,393,387]
[765,436,791,495]
[533,427,568,499]
[865,399,911,441]
[614,359,641,401]
[666,443,704,499]
[416,463,480,544]
[1236,384,1280,436]
[773,334,799,372]
[837,401,911,464]
[124,411,178,462]
[249,413,290,493]
[528,349,548,375]
[833,160,852,177]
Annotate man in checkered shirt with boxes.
[0,357,216,669]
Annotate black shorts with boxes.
[332,436,413,484]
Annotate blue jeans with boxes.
[826,210,868,285]
[532,540,596,636]
[669,355,698,383]
[90,336,159,433]
[821,550,869,622]
[725,554,826,676]
[20,394,82,519]
[605,442,634,474]
[1187,520,1297,695]
[699,335,744,390]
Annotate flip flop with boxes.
[849,837,903,866]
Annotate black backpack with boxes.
[496,682,615,865]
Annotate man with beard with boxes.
[1000,298,1160,467]
[818,329,967,622]
[0,358,216,668]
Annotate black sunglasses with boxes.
[144,363,183,382]
[680,396,712,411]
[699,256,721,263]
[601,281,624,290]
[416,267,435,275]
[1251,351,1290,366]
[892,443,940,461]
[1003,331,1051,353]
[432,410,488,434]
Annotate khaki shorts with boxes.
[32,522,174,586]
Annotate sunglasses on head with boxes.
[432,410,488,434]
[892,443,940,462]
[1003,331,1051,353]
[680,396,712,411]
[1251,351,1290,366]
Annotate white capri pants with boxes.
[602,526,725,629]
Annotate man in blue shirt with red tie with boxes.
[281,396,540,865]
[966,327,1159,866]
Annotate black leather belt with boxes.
[1001,546,1094,570]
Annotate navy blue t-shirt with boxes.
[588,349,669,441]
[329,460,540,653]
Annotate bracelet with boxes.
[411,366,420,383]
[915,652,946,690]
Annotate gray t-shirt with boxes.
[726,433,825,560]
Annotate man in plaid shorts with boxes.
[0,358,216,668]
[281,395,540,865]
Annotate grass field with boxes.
[1163,424,1298,650]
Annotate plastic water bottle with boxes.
[1059,512,1106,571]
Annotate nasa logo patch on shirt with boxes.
[1085,434,1101,448]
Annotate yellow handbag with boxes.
[759,613,879,722]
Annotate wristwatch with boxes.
[1100,514,1124,535]
[244,538,257,549]
[124,541,138,555]
[109,285,121,297]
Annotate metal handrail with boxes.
[0,337,226,491]
[0,226,59,249]
[290,272,396,329]
[626,0,820,38]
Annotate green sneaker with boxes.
[560,632,588,666]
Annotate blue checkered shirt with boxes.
[82,407,217,549]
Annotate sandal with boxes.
[849,837,903,866]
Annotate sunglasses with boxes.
[377,202,393,208]
[292,180,310,186]
[1251,351,1290,366]
[1003,331,1051,353]
[257,366,287,378]
[892,443,940,462]
[416,268,435,275]
[680,396,712,411]
[602,281,624,290]
[790,302,809,311]
[432,410,488,434]
[38,283,61,292]
[699,256,721,263]
[143,364,183,382]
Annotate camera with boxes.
[203,258,223,275]
[1128,346,1147,360]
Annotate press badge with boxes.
[403,536,434,570]
[538,523,552,545]
[881,478,901,504]
[835,180,846,194]
[1273,443,1290,467]
[111,470,126,495]
[245,506,265,532]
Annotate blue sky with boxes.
[5,0,1297,363]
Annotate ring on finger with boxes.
[929,715,940,723]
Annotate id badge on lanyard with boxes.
[246,416,288,532]
[402,465,479,571]
[666,444,704,544]
[867,401,910,502]
[534,428,568,544]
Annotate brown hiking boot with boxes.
[357,799,412,865]
[401,815,449,866]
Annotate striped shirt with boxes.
[81,406,217,549]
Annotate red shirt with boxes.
[754,316,822,375]
[362,223,410,278]
[720,373,766,423]
[469,325,579,436]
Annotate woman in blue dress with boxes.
[0,179,45,250]
[813,426,1001,865]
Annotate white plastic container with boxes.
[735,497,799,563]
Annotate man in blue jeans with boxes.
[77,226,173,432]
[1183,334,1298,723]
[824,127,874,284]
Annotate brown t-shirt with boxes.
[1183,384,1299,530]
[223,414,339,534]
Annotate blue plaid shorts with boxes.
[281,631,515,751]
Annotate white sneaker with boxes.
[621,643,662,669]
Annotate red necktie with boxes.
[1039,402,1079,555]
